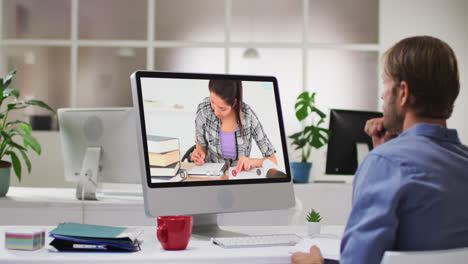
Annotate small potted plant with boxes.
[306,208,322,236]
[289,91,329,183]
[0,69,55,197]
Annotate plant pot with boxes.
[290,162,312,183]
[0,161,11,197]
[307,222,321,236]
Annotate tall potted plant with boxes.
[0,69,55,197]
[288,91,329,183]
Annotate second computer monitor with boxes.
[58,107,142,200]
[325,109,383,175]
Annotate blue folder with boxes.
[49,222,141,252]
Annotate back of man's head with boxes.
[383,36,460,119]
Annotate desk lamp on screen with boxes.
[325,109,383,175]
[130,71,295,238]
[58,108,142,200]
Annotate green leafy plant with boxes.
[0,69,55,181]
[306,208,322,222]
[288,91,329,162]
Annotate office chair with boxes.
[381,246,468,264]
[181,145,196,162]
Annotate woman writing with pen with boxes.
[191,79,278,173]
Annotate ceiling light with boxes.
[116,47,136,58]
[243,47,260,59]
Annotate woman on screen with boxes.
[192,79,278,172]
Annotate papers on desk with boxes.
[189,162,227,177]
[289,235,341,260]
[49,222,142,252]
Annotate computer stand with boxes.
[76,147,102,201]
[192,214,247,240]
[356,142,370,166]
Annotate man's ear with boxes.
[398,81,410,107]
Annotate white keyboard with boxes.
[211,234,302,248]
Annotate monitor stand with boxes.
[356,142,370,166]
[191,213,247,240]
[76,146,102,201]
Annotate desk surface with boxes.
[1,186,353,226]
[0,187,152,226]
[0,225,343,264]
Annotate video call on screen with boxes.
[140,77,288,183]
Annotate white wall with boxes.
[380,0,468,143]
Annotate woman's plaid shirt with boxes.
[195,97,276,163]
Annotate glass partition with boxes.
[2,0,70,39]
[77,47,146,107]
[155,0,224,41]
[78,0,147,40]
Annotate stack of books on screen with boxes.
[147,135,184,182]
[49,222,142,252]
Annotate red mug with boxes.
[157,215,193,250]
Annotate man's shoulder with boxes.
[367,132,467,173]
[362,136,428,173]
[353,138,422,198]
[370,135,426,156]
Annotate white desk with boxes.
[1,186,352,226]
[0,187,154,226]
[0,225,344,264]
[0,187,304,226]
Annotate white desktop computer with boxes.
[58,107,143,200]
[130,71,296,238]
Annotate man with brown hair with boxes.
[292,36,468,264]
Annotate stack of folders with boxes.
[147,135,185,182]
[49,222,142,252]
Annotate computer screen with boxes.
[58,108,142,200]
[130,71,295,237]
[325,109,383,175]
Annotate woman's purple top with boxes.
[219,128,236,160]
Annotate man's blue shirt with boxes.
[340,123,468,264]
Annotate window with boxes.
[0,0,379,181]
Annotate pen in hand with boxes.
[192,138,205,166]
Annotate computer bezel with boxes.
[131,70,292,188]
